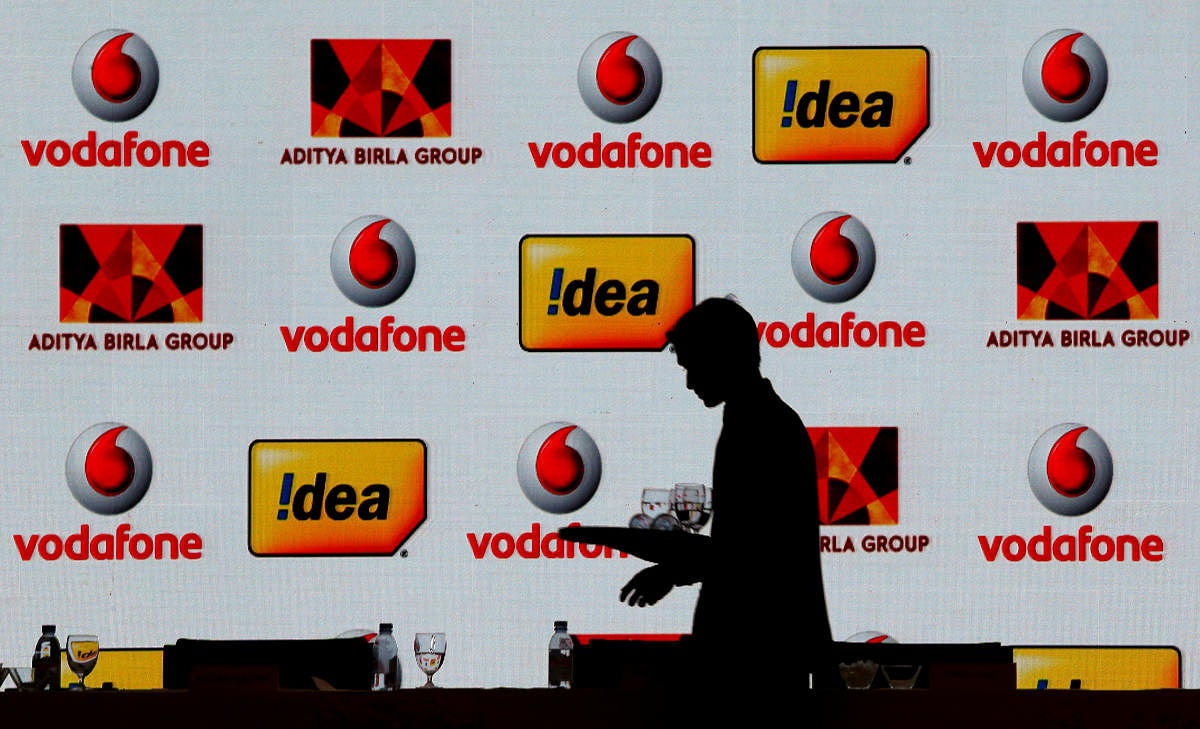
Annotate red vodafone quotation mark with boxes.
[1027,423,1112,516]
[72,30,159,121]
[348,219,399,289]
[1022,30,1107,122]
[534,426,585,495]
[66,422,153,515]
[1045,426,1095,497]
[791,212,876,303]
[810,215,859,285]
[92,33,141,102]
[577,32,662,123]
[330,215,416,306]
[1040,33,1090,103]
[596,36,645,104]
[84,426,135,496]
[517,422,602,513]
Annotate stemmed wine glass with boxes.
[630,488,681,530]
[671,484,710,533]
[65,634,98,690]
[414,633,445,688]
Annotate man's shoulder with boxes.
[723,387,811,448]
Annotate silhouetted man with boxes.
[620,297,832,683]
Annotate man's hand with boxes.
[620,564,676,607]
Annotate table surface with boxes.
[2,688,1199,729]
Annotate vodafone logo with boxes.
[65,423,152,515]
[12,423,204,562]
[977,424,1162,564]
[516,423,601,513]
[972,32,1150,169]
[25,30,207,168]
[72,30,159,121]
[578,33,662,123]
[330,216,416,307]
[846,631,897,644]
[281,216,462,354]
[791,212,876,303]
[1028,423,1112,516]
[1022,30,1107,122]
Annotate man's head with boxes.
[666,297,761,407]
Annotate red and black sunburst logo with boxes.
[60,224,202,323]
[811,427,898,526]
[311,39,450,137]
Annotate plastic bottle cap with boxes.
[42,625,55,633]
[554,621,568,631]
[379,623,393,632]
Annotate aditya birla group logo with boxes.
[989,221,1188,350]
[815,427,931,556]
[813,427,897,526]
[1022,30,1107,122]
[792,212,876,303]
[65,423,152,515]
[330,216,416,307]
[29,224,234,354]
[516,423,601,514]
[61,224,202,323]
[1018,221,1157,320]
[578,32,662,123]
[72,30,159,122]
[27,224,236,354]
[312,39,451,137]
[1028,423,1112,516]
[283,39,486,168]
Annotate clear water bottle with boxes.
[548,620,573,688]
[372,622,399,690]
[32,625,61,690]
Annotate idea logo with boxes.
[578,33,662,123]
[1022,30,1107,122]
[65,422,152,515]
[792,212,876,303]
[753,46,929,163]
[516,423,601,514]
[330,216,416,307]
[519,235,693,351]
[1013,646,1180,690]
[248,440,426,557]
[72,30,159,121]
